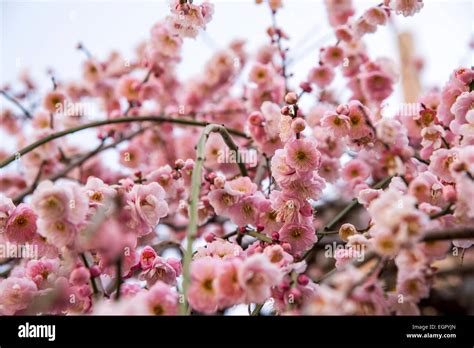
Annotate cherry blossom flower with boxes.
[0,277,37,315]
[238,253,282,304]
[5,203,37,244]
[279,223,316,255]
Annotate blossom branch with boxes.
[12,128,146,204]
[0,115,249,169]
[0,89,33,118]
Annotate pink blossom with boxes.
[188,257,219,314]
[144,281,178,315]
[324,0,355,27]
[249,63,274,87]
[360,70,394,102]
[37,218,77,248]
[69,266,91,287]
[363,6,389,26]
[279,223,316,255]
[84,177,116,206]
[450,91,474,124]
[25,258,59,289]
[208,189,238,216]
[428,148,458,183]
[43,91,65,113]
[195,239,243,259]
[5,203,37,243]
[216,258,244,308]
[139,256,179,287]
[321,46,345,67]
[238,253,282,304]
[263,244,293,267]
[117,76,141,101]
[224,177,258,197]
[125,182,168,234]
[0,277,37,315]
[149,21,183,58]
[31,181,88,225]
[321,112,351,137]
[139,245,157,270]
[390,0,424,17]
[341,159,370,182]
[228,194,263,226]
[307,65,335,89]
[285,138,321,173]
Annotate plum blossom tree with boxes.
[0,0,473,316]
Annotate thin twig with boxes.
[0,89,33,118]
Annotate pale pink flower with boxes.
[284,172,326,201]
[363,6,389,26]
[146,165,182,200]
[450,91,474,124]
[43,91,65,113]
[421,124,445,150]
[375,118,406,145]
[334,248,360,270]
[0,109,20,134]
[37,218,77,248]
[319,156,341,183]
[117,76,141,101]
[396,271,429,301]
[166,15,199,38]
[270,149,298,186]
[279,223,316,255]
[84,177,116,205]
[321,112,351,137]
[263,244,293,267]
[357,188,382,207]
[249,63,274,87]
[321,46,345,67]
[270,190,309,224]
[360,70,393,102]
[390,0,424,17]
[208,189,238,216]
[69,266,91,287]
[149,22,183,58]
[335,24,354,42]
[144,281,178,315]
[0,195,15,234]
[139,245,157,270]
[188,257,219,314]
[307,65,335,89]
[195,239,243,260]
[354,18,377,37]
[126,182,169,232]
[5,203,37,244]
[347,100,373,139]
[238,253,282,304]
[324,0,355,27]
[285,138,321,173]
[428,148,458,183]
[216,258,244,308]
[341,159,370,182]
[25,258,60,289]
[224,177,257,197]
[0,277,37,315]
[228,194,262,226]
[139,256,179,287]
[31,180,88,225]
